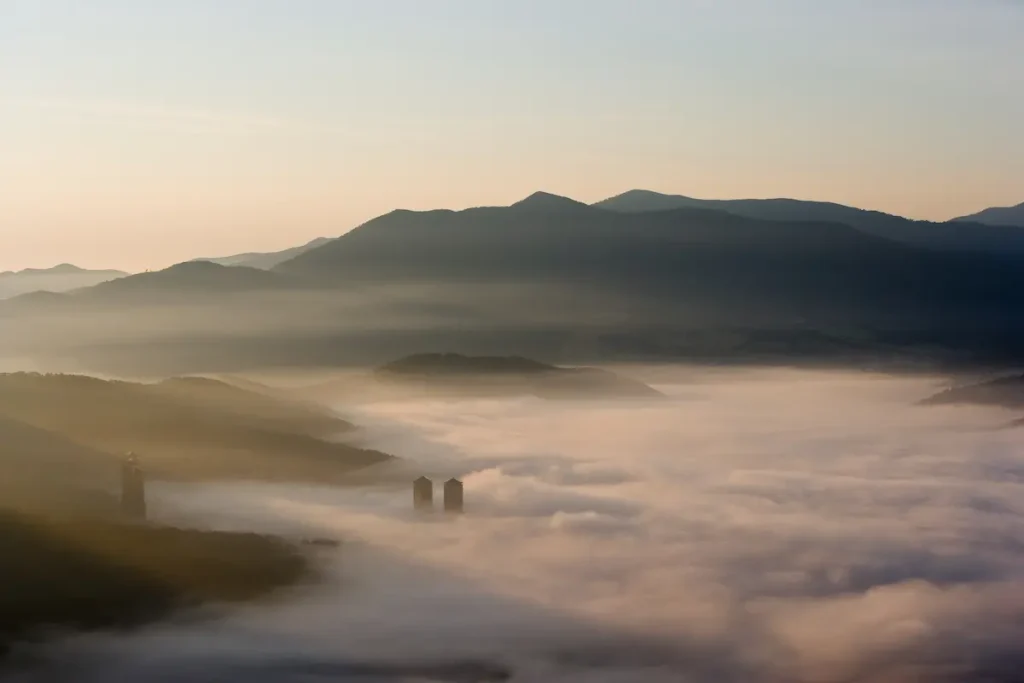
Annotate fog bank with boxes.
[10,368,1024,682]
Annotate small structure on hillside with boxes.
[444,478,464,514]
[413,476,434,511]
[121,452,146,519]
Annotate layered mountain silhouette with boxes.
[595,190,1024,255]
[195,237,332,270]
[953,201,1024,228]
[79,261,303,301]
[0,262,303,310]
[9,191,1024,372]
[0,264,127,300]
[277,192,1024,320]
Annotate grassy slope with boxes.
[0,374,373,656]
[0,373,390,483]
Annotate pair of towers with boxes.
[120,452,146,519]
[413,476,463,513]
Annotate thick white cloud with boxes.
[16,368,1024,682]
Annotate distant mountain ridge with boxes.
[594,189,1024,255]
[0,262,306,313]
[196,237,332,270]
[0,264,128,300]
[78,261,302,300]
[953,202,1024,228]
[2,264,87,276]
[276,190,1010,310]
[263,193,1024,358]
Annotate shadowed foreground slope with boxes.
[0,513,307,655]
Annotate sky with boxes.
[2,0,1022,272]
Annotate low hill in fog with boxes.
[375,353,662,399]
[921,374,1024,409]
[0,373,390,483]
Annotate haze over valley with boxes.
[3,188,1024,377]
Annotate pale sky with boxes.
[2,0,1022,272]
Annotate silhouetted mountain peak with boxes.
[608,189,693,202]
[594,189,702,212]
[510,191,591,212]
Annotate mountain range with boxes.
[0,237,327,300]
[276,191,1024,322]
[4,189,1024,373]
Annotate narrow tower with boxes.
[444,478,464,514]
[121,452,146,519]
[413,476,434,511]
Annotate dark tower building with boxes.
[413,476,434,511]
[444,478,464,514]
[121,452,146,519]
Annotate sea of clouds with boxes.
[11,367,1024,682]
